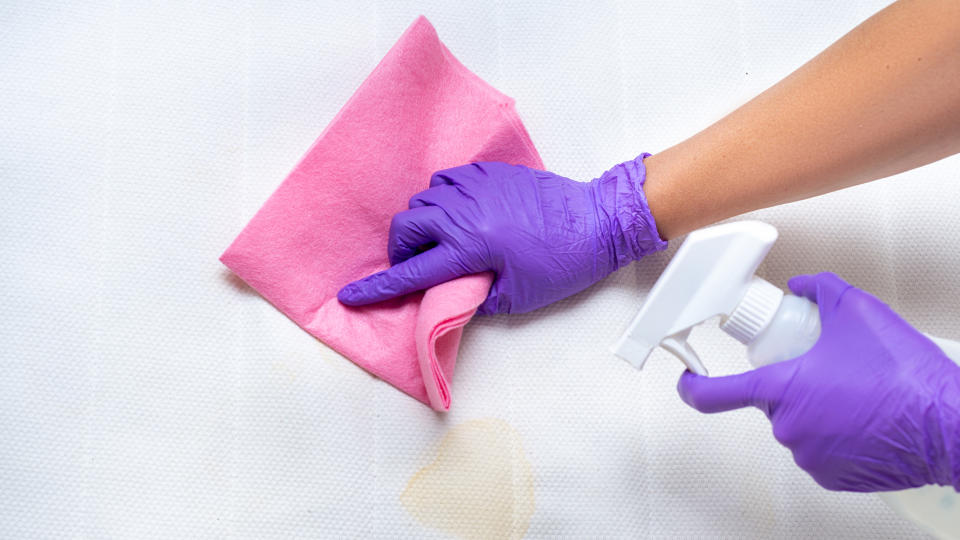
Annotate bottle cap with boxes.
[720,277,784,345]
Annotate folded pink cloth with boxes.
[220,16,543,410]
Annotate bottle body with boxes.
[746,294,821,368]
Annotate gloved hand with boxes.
[678,272,960,492]
[337,154,667,314]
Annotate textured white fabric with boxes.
[2,0,957,537]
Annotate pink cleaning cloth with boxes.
[220,16,543,410]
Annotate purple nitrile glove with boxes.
[679,272,960,492]
[337,154,667,314]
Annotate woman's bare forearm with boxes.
[643,0,960,240]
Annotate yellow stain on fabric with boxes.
[401,418,535,539]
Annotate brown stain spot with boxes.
[401,419,535,539]
[271,356,303,383]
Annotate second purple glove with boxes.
[338,154,667,314]
[679,272,960,492]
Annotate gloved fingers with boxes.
[677,362,795,414]
[429,168,458,187]
[476,282,501,315]
[429,163,489,188]
[388,207,451,265]
[787,272,854,308]
[408,184,462,209]
[337,245,465,306]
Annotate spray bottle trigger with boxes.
[660,328,708,376]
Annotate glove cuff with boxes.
[933,368,960,490]
[594,153,668,269]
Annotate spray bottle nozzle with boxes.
[611,221,781,375]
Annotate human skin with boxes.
[643,0,960,240]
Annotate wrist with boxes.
[642,141,749,240]
[641,151,681,241]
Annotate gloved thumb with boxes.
[337,245,465,306]
[787,272,853,308]
[677,362,794,415]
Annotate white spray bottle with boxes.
[611,220,959,539]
